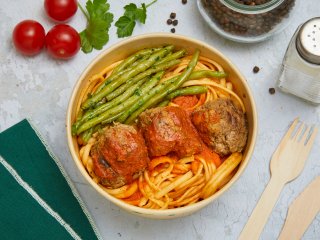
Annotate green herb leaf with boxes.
[115,1,156,38]
[79,30,93,53]
[123,3,146,24]
[115,16,136,38]
[78,0,114,53]
[135,3,147,24]
[123,3,138,20]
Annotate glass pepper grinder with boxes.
[277,17,320,104]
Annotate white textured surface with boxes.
[1,0,320,239]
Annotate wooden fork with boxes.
[239,118,318,240]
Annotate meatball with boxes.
[91,123,149,188]
[191,99,248,156]
[138,106,202,158]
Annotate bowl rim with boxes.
[66,32,258,217]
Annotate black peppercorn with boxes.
[182,0,187,4]
[167,19,173,25]
[171,28,176,33]
[253,66,260,73]
[170,12,176,19]
[269,88,276,95]
[172,20,178,26]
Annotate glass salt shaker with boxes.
[277,17,320,104]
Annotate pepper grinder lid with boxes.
[296,17,320,65]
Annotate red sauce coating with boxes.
[138,106,203,158]
[172,95,199,109]
[197,143,222,167]
[91,124,149,188]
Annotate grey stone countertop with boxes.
[1,0,319,239]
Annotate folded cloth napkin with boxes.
[0,119,101,240]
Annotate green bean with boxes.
[81,124,101,143]
[94,97,107,108]
[105,76,146,102]
[166,86,208,100]
[94,57,147,95]
[94,48,163,95]
[125,49,200,124]
[102,55,150,102]
[138,85,206,111]
[103,69,226,108]
[169,49,200,89]
[108,54,220,105]
[105,79,137,102]
[88,55,150,101]
[112,47,162,74]
[81,45,174,110]
[72,110,84,135]
[72,125,78,136]
[117,75,179,123]
[96,46,172,94]
[101,111,124,125]
[81,128,93,144]
[189,70,227,79]
[154,49,186,66]
[105,58,180,101]
[73,76,149,131]
[104,55,150,102]
[156,100,170,107]
[76,71,164,134]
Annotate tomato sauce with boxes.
[123,190,143,206]
[197,144,222,167]
[172,95,199,109]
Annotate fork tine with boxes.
[280,118,299,143]
[299,126,318,161]
[305,126,318,148]
[272,118,300,157]
[293,122,305,141]
[300,125,311,143]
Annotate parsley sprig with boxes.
[115,0,157,38]
[78,0,114,53]
[78,0,157,54]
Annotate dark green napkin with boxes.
[0,119,101,240]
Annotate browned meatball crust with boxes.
[191,99,248,156]
[91,123,149,188]
[138,106,202,158]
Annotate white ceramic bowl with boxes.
[66,33,257,219]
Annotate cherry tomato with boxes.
[44,0,78,23]
[12,20,45,56]
[45,24,80,59]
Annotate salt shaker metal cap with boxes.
[277,17,320,104]
[296,17,320,65]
